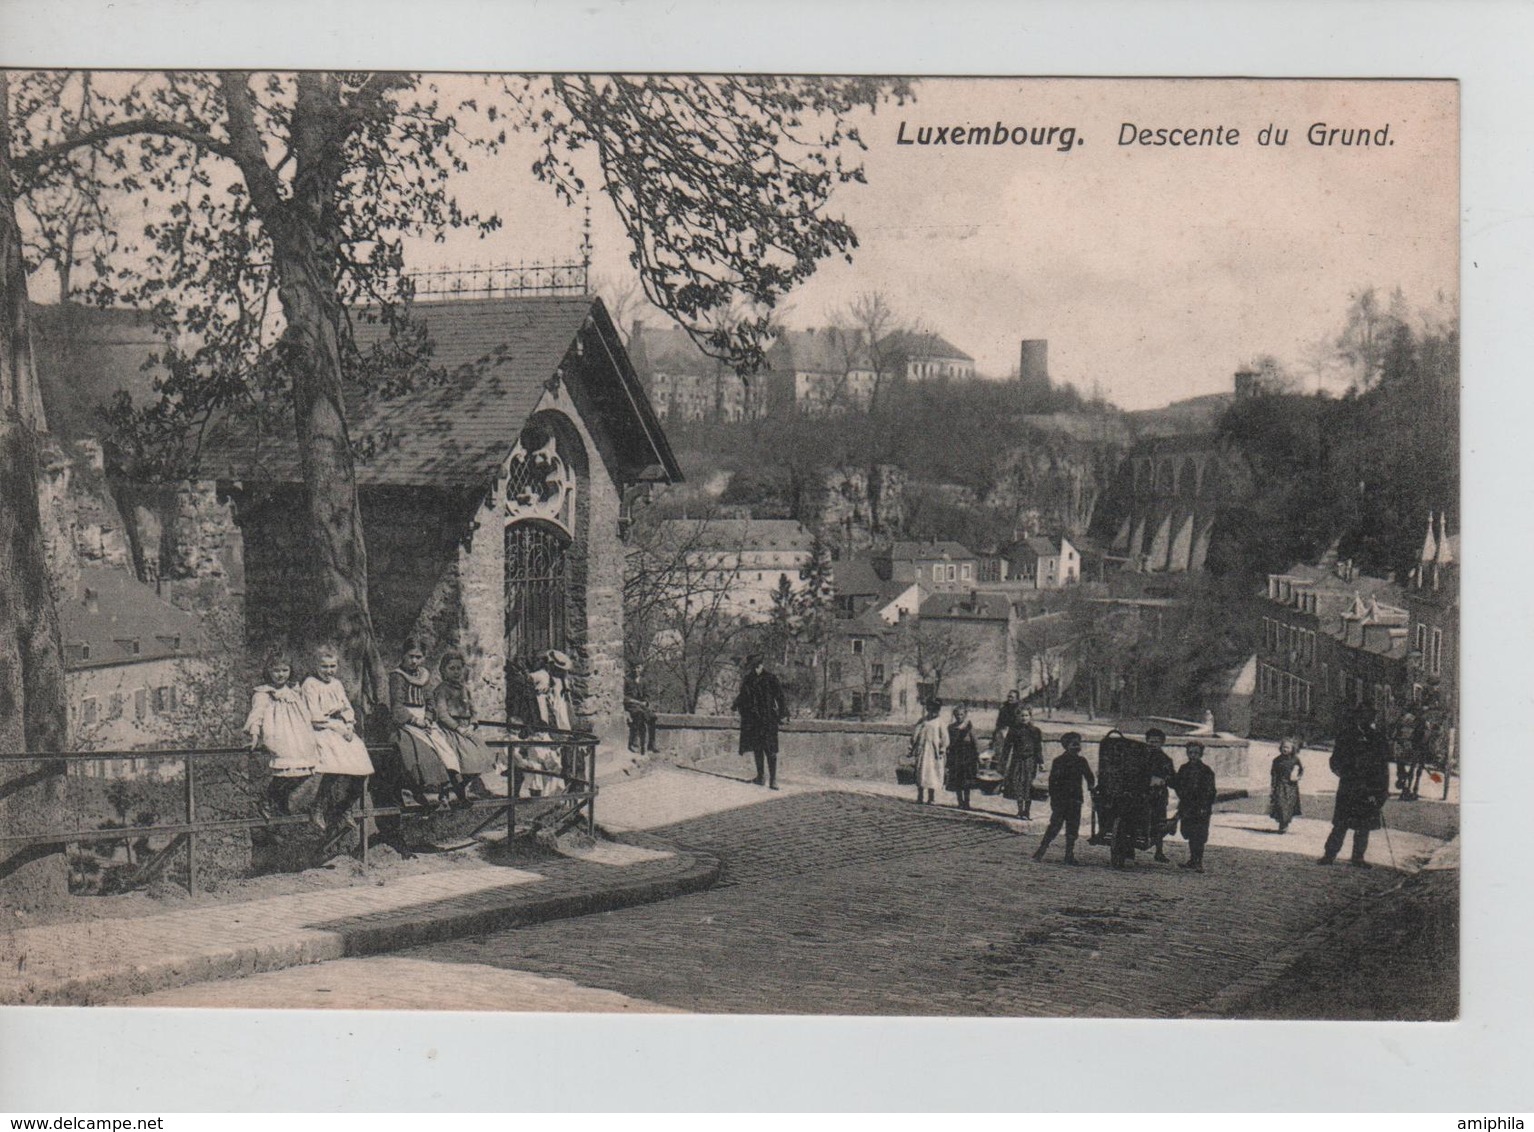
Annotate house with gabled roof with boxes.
[878,330,975,382]
[210,294,682,744]
[873,540,979,592]
[1003,534,1081,589]
[60,566,208,769]
[767,327,877,415]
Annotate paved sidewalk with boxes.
[0,834,718,1006]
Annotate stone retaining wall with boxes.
[655,714,1251,783]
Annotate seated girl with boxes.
[430,651,497,800]
[390,638,460,807]
[303,645,375,830]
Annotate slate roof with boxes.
[629,322,721,375]
[58,566,204,671]
[1010,536,1064,560]
[770,328,872,374]
[210,296,679,488]
[663,518,814,552]
[878,330,974,363]
[29,303,165,441]
[884,540,976,562]
[919,591,1012,622]
[832,555,887,596]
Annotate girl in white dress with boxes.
[303,645,374,829]
[245,652,317,816]
[910,700,949,806]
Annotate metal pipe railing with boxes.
[0,723,602,897]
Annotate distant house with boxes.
[872,540,979,592]
[628,320,768,422]
[1004,534,1081,589]
[831,553,924,623]
[767,327,877,416]
[878,330,975,382]
[61,566,207,770]
[1405,512,1457,723]
[657,517,815,623]
[1253,555,1410,739]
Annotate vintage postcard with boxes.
[0,73,1458,1025]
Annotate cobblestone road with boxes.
[126,790,1445,1016]
[397,791,1412,1017]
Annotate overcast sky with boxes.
[418,76,1458,410]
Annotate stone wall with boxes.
[655,713,1252,784]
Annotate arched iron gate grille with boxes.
[506,522,570,666]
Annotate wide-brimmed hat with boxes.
[544,649,572,671]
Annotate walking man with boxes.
[1033,732,1096,865]
[1170,740,1218,872]
[1319,703,1392,867]
[733,655,789,789]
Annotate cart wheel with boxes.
[1110,817,1128,868]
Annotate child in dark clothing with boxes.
[1032,732,1096,865]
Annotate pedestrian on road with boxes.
[245,651,317,817]
[1145,727,1175,863]
[993,689,1022,760]
[734,655,788,789]
[1001,705,1044,820]
[1033,732,1095,865]
[625,662,661,754]
[910,700,948,805]
[1268,736,1304,833]
[304,645,375,832]
[1319,703,1392,867]
[945,704,979,810]
[1170,740,1217,872]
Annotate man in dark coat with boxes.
[994,689,1022,753]
[733,655,789,789]
[624,663,660,754]
[1170,740,1218,872]
[1145,727,1176,863]
[1320,704,1392,867]
[1032,732,1096,865]
[1001,704,1045,820]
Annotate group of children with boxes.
[242,638,502,832]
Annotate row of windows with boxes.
[1413,623,1445,676]
[1258,663,1313,718]
[1263,617,1317,665]
[79,685,179,728]
[929,562,973,583]
[828,660,888,685]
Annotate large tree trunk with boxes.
[221,72,387,715]
[0,72,72,909]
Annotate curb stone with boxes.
[6,848,721,1007]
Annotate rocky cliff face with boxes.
[819,463,906,551]
[37,438,242,616]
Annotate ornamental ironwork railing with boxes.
[404,259,589,300]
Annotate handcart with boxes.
[1089,729,1160,867]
